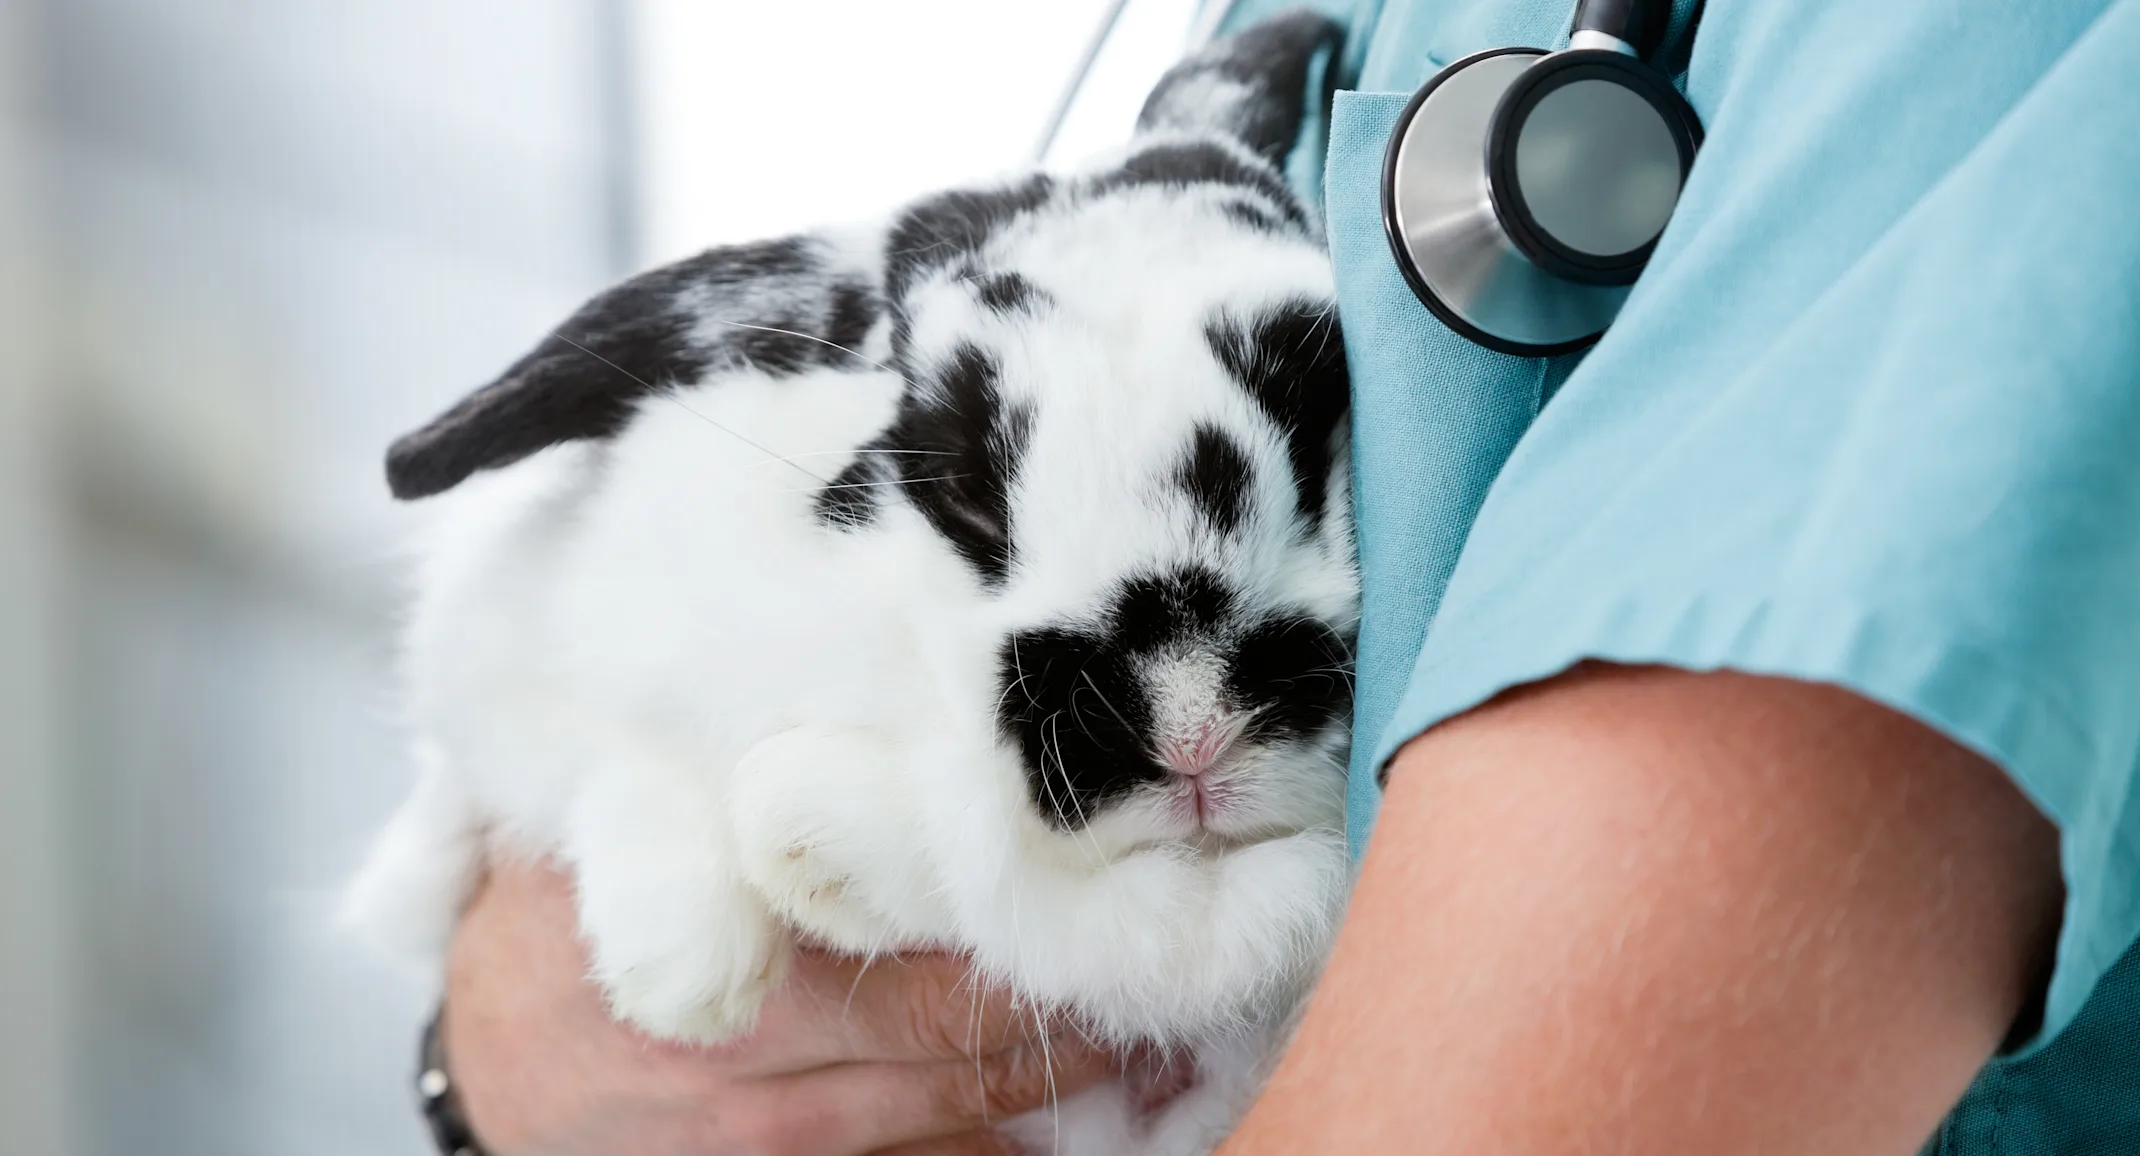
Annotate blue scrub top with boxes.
[1207,0,2140,1149]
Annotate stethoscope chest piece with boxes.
[1381,27,1700,356]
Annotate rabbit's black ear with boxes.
[386,235,883,500]
[1133,9,1343,164]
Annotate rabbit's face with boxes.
[997,563,1352,847]
[871,191,1359,852]
[981,302,1355,850]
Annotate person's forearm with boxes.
[1223,665,2060,1156]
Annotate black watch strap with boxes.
[419,1007,492,1156]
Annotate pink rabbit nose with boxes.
[1159,715,1246,778]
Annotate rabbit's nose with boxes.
[1159,713,1247,778]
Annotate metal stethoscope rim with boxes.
[1377,42,1700,358]
[1378,47,1607,358]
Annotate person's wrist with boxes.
[418,1004,492,1156]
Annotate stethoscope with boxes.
[1040,0,1701,358]
[1382,0,1700,355]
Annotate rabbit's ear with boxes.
[1133,9,1343,165]
[386,234,883,500]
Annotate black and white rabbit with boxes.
[348,13,1356,1153]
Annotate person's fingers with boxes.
[745,951,1054,1070]
[749,1032,1122,1155]
[896,1033,1123,1131]
[1122,1045,1199,1115]
[446,859,1133,1156]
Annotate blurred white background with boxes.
[635,0,1200,260]
[0,1,1194,1152]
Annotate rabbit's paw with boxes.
[571,819,791,1044]
[734,727,939,950]
[599,933,787,1044]
[584,891,790,1044]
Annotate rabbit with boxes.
[346,11,1356,1154]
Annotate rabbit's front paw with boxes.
[598,927,787,1044]
[574,853,790,1044]
[734,727,948,950]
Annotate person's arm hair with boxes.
[1223,663,2062,1156]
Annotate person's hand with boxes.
[442,858,1126,1156]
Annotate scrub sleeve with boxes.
[1213,0,2140,1149]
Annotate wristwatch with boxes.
[418,1006,492,1156]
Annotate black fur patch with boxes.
[386,236,880,500]
[1089,142,1306,230]
[997,563,1353,830]
[812,457,880,528]
[885,175,1057,305]
[1136,10,1342,163]
[714,234,821,278]
[823,281,882,355]
[998,625,1162,828]
[1176,424,1253,535]
[971,270,1049,316]
[1228,615,1351,742]
[867,343,1027,582]
[1205,298,1348,526]
[997,565,1237,829]
[1220,198,1291,235]
[1114,567,1237,650]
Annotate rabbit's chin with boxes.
[950,816,1351,1048]
[728,724,1348,1047]
[1059,745,1349,866]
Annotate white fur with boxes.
[348,162,1358,1154]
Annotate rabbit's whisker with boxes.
[808,474,970,490]
[549,332,831,485]
[1076,670,1136,739]
[745,448,959,472]
[1041,709,1108,868]
[698,318,920,392]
